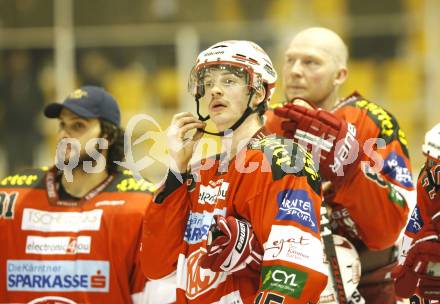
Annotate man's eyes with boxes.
[203,77,240,87]
[72,122,85,130]
[224,78,237,85]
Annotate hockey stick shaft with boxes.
[320,203,348,303]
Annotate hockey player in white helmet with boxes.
[393,123,440,302]
[189,40,276,136]
[141,40,328,303]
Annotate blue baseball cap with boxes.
[44,86,121,126]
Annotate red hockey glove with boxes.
[199,215,263,275]
[393,216,440,299]
[274,101,363,187]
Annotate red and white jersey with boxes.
[396,166,440,303]
[141,131,328,303]
[266,92,413,250]
[398,165,440,263]
[0,167,154,304]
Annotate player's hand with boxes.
[167,112,205,172]
[199,215,263,275]
[392,214,440,299]
[274,100,363,187]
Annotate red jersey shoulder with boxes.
[247,134,321,195]
[0,167,47,189]
[335,91,409,157]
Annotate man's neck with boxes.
[318,90,341,111]
[61,168,110,198]
[221,115,262,158]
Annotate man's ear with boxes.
[334,67,348,86]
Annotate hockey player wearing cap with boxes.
[0,86,158,304]
[264,27,414,303]
[141,40,328,303]
[393,123,440,302]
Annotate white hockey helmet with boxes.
[319,235,362,303]
[189,40,277,103]
[422,123,440,163]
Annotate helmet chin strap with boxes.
[196,90,260,137]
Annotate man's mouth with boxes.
[210,100,227,111]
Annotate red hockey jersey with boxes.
[0,167,154,304]
[141,132,328,303]
[266,92,412,250]
[265,92,414,302]
[397,166,440,302]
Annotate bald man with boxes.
[265,27,414,303]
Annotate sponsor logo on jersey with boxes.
[330,123,357,175]
[276,190,318,232]
[355,99,409,155]
[7,260,109,292]
[198,180,229,205]
[261,265,307,298]
[264,225,326,275]
[27,296,77,304]
[95,200,125,207]
[116,177,157,192]
[180,249,227,300]
[0,174,39,186]
[21,208,103,232]
[383,152,413,188]
[355,100,395,138]
[406,205,423,234]
[184,208,226,244]
[25,236,91,255]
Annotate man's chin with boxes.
[286,92,306,102]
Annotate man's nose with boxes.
[289,60,303,76]
[210,82,223,97]
[57,128,69,141]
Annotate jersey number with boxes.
[409,295,432,304]
[255,292,285,304]
[0,192,18,219]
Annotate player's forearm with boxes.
[141,170,190,279]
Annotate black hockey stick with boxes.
[320,203,348,303]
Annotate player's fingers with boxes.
[281,121,298,131]
[192,128,205,141]
[174,116,202,128]
[292,98,316,109]
[273,106,290,118]
[177,122,206,139]
[171,112,195,124]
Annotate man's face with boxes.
[283,41,339,106]
[56,109,102,164]
[200,67,250,132]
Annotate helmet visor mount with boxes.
[426,156,440,169]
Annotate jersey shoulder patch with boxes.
[0,167,47,189]
[248,135,321,195]
[110,170,157,194]
[345,96,409,157]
